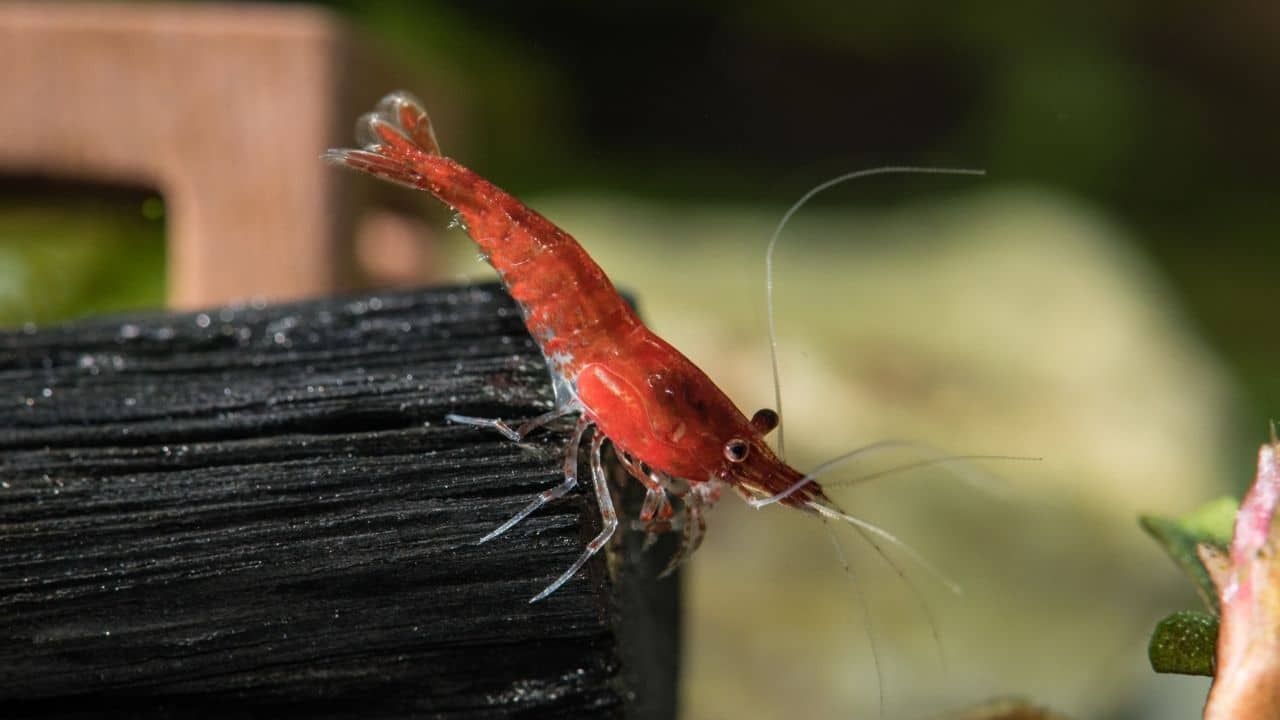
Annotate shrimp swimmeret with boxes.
[325,91,975,603]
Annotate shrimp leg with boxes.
[478,413,591,544]
[615,452,675,550]
[659,495,706,578]
[615,452,672,524]
[446,404,577,442]
[529,429,619,603]
[636,485,673,552]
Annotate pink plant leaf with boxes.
[1204,438,1280,719]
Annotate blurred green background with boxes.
[3,2,1276,718]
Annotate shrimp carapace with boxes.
[326,91,831,601]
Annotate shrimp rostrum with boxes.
[326,92,892,602]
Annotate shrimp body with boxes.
[327,92,825,600]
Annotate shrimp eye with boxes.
[751,408,779,434]
[723,438,750,463]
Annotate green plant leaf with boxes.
[1139,496,1237,613]
[1149,610,1218,676]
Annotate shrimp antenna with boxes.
[765,166,985,460]
[827,453,1036,491]
[826,512,949,711]
[749,439,1035,509]
[823,520,885,718]
[849,521,948,673]
[808,498,962,595]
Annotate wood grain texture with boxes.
[0,284,679,719]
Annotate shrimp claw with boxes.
[659,496,706,578]
[529,428,619,602]
[659,480,723,577]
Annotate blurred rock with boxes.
[940,697,1070,719]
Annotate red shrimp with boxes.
[325,92,951,603]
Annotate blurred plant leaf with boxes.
[1148,610,1218,676]
[1139,496,1237,613]
[0,198,164,327]
[1203,440,1280,719]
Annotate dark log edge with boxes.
[0,283,679,719]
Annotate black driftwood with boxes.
[0,284,679,719]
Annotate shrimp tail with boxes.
[327,91,637,380]
[322,91,452,195]
[326,91,558,242]
[324,93,599,299]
